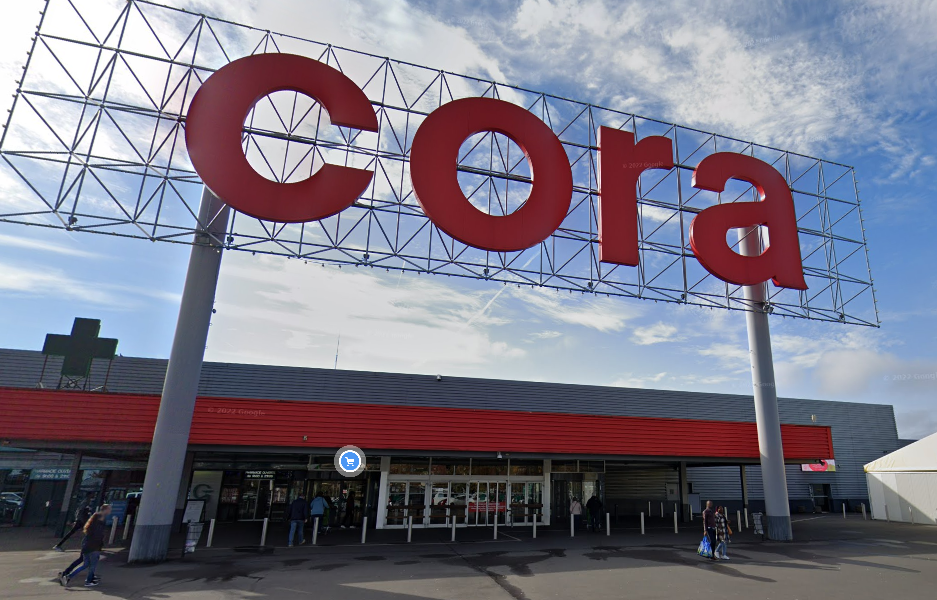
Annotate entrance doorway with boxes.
[810,484,832,512]
[551,475,582,526]
[467,481,506,526]
[237,479,272,520]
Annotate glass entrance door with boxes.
[385,481,426,526]
[237,479,273,520]
[467,481,506,526]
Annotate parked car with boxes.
[0,492,24,507]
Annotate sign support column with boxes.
[739,226,792,541]
[129,188,229,563]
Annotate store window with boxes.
[430,459,470,476]
[509,460,543,476]
[389,458,429,475]
[551,460,578,472]
[471,459,508,476]
[579,461,605,473]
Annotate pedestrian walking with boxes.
[310,492,329,534]
[585,495,603,532]
[61,504,110,587]
[702,500,718,561]
[714,506,733,560]
[287,493,310,547]
[341,491,356,529]
[570,497,583,531]
[53,499,93,552]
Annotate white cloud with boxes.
[612,371,668,388]
[207,253,526,373]
[631,321,679,345]
[0,233,100,258]
[511,286,641,332]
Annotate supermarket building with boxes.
[0,348,903,531]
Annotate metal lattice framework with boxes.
[0,0,879,326]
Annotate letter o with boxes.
[186,53,379,223]
[409,98,573,252]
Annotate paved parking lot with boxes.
[2,516,935,599]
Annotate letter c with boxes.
[185,53,378,223]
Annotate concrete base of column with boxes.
[128,524,173,563]
[766,515,793,541]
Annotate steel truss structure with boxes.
[0,0,879,326]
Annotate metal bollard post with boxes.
[910,507,914,525]
[640,512,645,535]
[885,505,890,522]
[407,515,413,542]
[494,513,498,540]
[533,515,537,539]
[313,517,320,545]
[109,518,119,545]
[737,510,742,533]
[744,508,749,529]
[660,502,664,518]
[606,513,610,536]
[361,517,368,543]
[207,518,216,547]
[570,513,575,538]
[260,517,268,546]
[123,514,133,541]
[451,515,457,542]
[673,510,678,534]
[843,503,847,519]
[861,504,867,520]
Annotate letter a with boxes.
[689,153,807,290]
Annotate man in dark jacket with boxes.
[53,500,94,552]
[585,495,604,532]
[287,494,310,546]
[702,500,718,560]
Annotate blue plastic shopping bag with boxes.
[697,535,712,558]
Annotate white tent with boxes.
[864,432,937,525]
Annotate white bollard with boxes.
[570,513,575,538]
[885,505,890,522]
[123,514,133,541]
[207,518,216,547]
[109,518,118,545]
[661,502,664,518]
[674,510,678,534]
[407,515,413,542]
[843,504,847,519]
[451,515,457,542]
[640,512,645,535]
[361,516,368,543]
[533,515,537,539]
[260,517,268,546]
[648,501,651,516]
[744,508,749,529]
[494,513,498,540]
[910,507,914,525]
[606,513,611,536]
[313,517,320,545]
[861,504,867,520]
[737,510,742,533]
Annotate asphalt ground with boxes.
[2,515,936,599]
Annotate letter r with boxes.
[597,128,674,266]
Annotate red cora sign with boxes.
[186,53,807,290]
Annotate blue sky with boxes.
[1,0,935,438]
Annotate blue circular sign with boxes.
[339,450,361,472]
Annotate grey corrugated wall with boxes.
[0,348,901,502]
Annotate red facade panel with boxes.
[0,387,834,460]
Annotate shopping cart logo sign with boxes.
[339,450,361,472]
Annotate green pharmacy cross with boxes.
[41,318,118,389]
